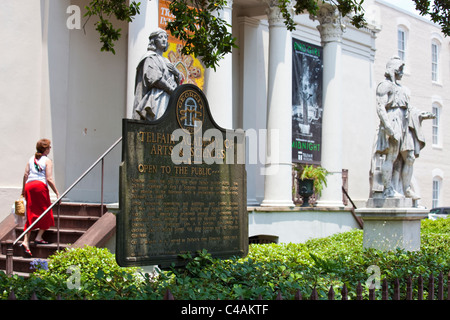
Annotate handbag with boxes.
[15,196,26,216]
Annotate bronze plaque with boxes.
[116,84,248,267]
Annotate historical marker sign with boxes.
[117,84,248,268]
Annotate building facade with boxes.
[0,0,446,239]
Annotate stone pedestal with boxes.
[356,205,429,251]
[366,197,413,208]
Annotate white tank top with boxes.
[26,155,48,184]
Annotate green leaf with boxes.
[84,0,141,54]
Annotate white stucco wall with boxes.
[61,0,127,203]
[249,208,360,243]
[0,1,49,220]
[0,0,128,221]
[341,26,378,206]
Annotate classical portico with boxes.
[258,1,346,208]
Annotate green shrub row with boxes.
[1,218,450,300]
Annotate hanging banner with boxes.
[292,38,323,164]
[158,0,205,89]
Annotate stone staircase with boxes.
[0,203,116,276]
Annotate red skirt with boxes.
[23,180,55,231]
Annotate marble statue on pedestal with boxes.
[132,28,181,121]
[370,56,435,202]
[355,57,435,251]
[359,57,434,251]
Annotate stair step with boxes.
[55,203,106,217]
[42,228,85,244]
[29,243,70,258]
[11,228,85,245]
[54,215,100,230]
[1,241,70,257]
[8,271,30,278]
[14,216,99,236]
[0,254,34,274]
[0,202,111,276]
[0,254,48,274]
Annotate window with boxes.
[432,103,441,146]
[431,41,439,81]
[432,178,441,208]
[398,28,406,61]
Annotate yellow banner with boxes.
[159,0,205,89]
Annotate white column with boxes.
[126,1,159,118]
[239,17,267,206]
[203,0,234,130]
[39,0,52,141]
[260,1,294,207]
[314,4,345,207]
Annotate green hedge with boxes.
[1,218,450,300]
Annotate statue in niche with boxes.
[370,56,435,200]
[133,28,182,121]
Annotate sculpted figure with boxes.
[133,28,181,121]
[373,56,434,200]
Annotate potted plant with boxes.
[295,165,329,206]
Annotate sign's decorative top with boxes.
[117,84,248,268]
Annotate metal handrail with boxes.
[12,137,122,247]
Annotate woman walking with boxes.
[21,139,60,257]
